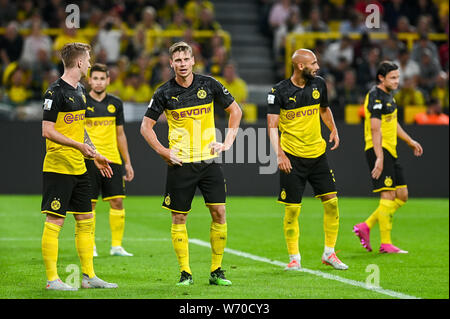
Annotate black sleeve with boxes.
[210,77,235,109]
[367,93,382,119]
[115,99,125,126]
[267,88,281,114]
[320,78,329,108]
[144,89,166,121]
[42,87,62,122]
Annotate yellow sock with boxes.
[378,199,398,244]
[283,205,301,255]
[364,209,378,229]
[110,208,125,247]
[395,198,405,209]
[75,217,95,278]
[92,209,96,247]
[42,222,61,281]
[171,223,191,274]
[210,222,227,272]
[323,197,339,248]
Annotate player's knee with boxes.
[396,189,408,203]
[380,190,396,201]
[209,205,226,223]
[172,212,188,224]
[109,198,123,210]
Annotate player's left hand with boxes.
[94,154,113,178]
[408,139,423,157]
[209,142,227,155]
[124,163,134,182]
[329,130,340,150]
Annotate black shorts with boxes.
[162,162,226,213]
[278,152,337,205]
[365,147,407,192]
[85,159,125,202]
[41,172,92,217]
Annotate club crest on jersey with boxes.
[197,89,207,99]
[51,198,61,211]
[312,89,320,100]
[107,104,116,113]
[384,176,393,187]
[164,195,171,206]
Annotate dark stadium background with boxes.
[0,0,448,197]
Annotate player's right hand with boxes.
[278,152,292,174]
[161,148,183,166]
[371,157,383,180]
[78,143,96,158]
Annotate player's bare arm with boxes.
[140,116,182,166]
[397,123,423,157]
[84,128,113,178]
[319,107,339,150]
[370,117,384,179]
[117,125,134,181]
[267,113,292,174]
[210,101,242,155]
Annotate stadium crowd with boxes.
[0,0,449,123]
[263,0,449,122]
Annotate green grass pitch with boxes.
[0,195,448,299]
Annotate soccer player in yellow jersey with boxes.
[141,42,242,286]
[267,49,348,270]
[353,61,423,254]
[86,63,135,257]
[41,43,118,290]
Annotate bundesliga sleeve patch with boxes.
[43,99,53,111]
[267,94,275,104]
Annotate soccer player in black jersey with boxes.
[353,61,423,254]
[141,42,242,286]
[86,63,135,257]
[267,49,348,270]
[41,43,117,290]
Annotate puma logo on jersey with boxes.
[171,96,179,102]
[289,96,297,103]
[87,106,95,112]
[68,97,75,103]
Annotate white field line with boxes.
[189,238,421,300]
[0,236,421,299]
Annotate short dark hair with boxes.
[60,42,91,68]
[89,63,109,77]
[376,61,399,83]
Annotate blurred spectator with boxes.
[339,10,367,34]
[20,17,52,68]
[158,0,181,28]
[150,51,171,88]
[42,0,64,28]
[273,9,304,59]
[394,16,415,33]
[383,0,409,30]
[414,98,449,125]
[194,7,221,31]
[216,62,248,104]
[395,76,426,108]
[136,6,163,55]
[106,65,125,98]
[409,0,439,29]
[416,15,434,34]
[323,35,354,70]
[335,69,364,120]
[304,7,329,32]
[94,16,127,64]
[356,46,380,91]
[438,35,449,70]
[0,0,17,27]
[167,10,188,32]
[192,44,206,74]
[52,24,89,58]
[411,33,440,66]
[394,48,420,87]
[184,0,214,26]
[5,67,32,106]
[154,65,174,90]
[85,7,103,32]
[418,48,442,95]
[206,45,228,77]
[16,0,35,27]
[125,24,147,61]
[122,72,152,103]
[42,69,60,95]
[0,22,23,65]
[431,71,449,112]
[380,33,405,61]
[268,0,299,32]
